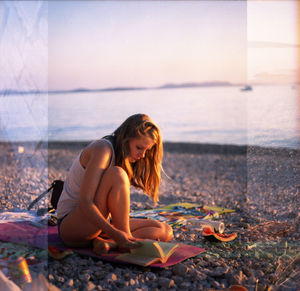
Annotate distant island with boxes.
[0,81,240,96]
[157,81,233,89]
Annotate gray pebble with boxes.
[145,271,156,281]
[211,280,221,289]
[179,281,192,288]
[65,278,74,287]
[79,273,91,282]
[129,278,136,286]
[85,281,96,291]
[242,266,254,277]
[209,266,229,277]
[172,275,183,285]
[79,259,89,266]
[106,272,117,281]
[158,277,175,288]
[172,263,189,275]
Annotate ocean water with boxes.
[1,85,299,149]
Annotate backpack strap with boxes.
[27,180,64,211]
[50,180,64,209]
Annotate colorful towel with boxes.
[0,241,47,265]
[130,203,234,228]
[0,222,205,268]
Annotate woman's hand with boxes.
[113,230,141,252]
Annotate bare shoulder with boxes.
[92,139,112,150]
[81,139,113,168]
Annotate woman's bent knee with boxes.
[155,221,173,242]
[163,223,173,242]
[105,166,129,185]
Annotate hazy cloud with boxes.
[250,71,298,84]
[248,41,300,48]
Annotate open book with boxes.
[116,240,179,266]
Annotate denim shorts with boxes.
[57,214,68,237]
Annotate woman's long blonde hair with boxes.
[107,114,163,203]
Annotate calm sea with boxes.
[1,85,299,149]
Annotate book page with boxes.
[116,240,179,266]
[155,242,178,262]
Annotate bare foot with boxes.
[92,237,117,255]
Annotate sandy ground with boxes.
[0,141,299,290]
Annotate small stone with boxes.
[158,277,174,288]
[172,275,183,285]
[180,281,192,288]
[197,259,209,268]
[48,274,54,281]
[65,278,74,287]
[225,273,239,285]
[106,273,117,281]
[209,266,228,277]
[220,279,228,289]
[141,285,149,291]
[145,271,156,281]
[86,281,96,291]
[95,260,103,266]
[256,269,264,278]
[124,272,131,280]
[79,259,89,266]
[242,267,253,277]
[248,275,257,285]
[94,270,105,280]
[79,273,91,282]
[189,233,196,241]
[172,263,188,275]
[211,280,221,289]
[56,275,65,283]
[196,271,208,281]
[161,269,172,277]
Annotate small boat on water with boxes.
[241,85,252,91]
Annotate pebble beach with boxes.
[0,141,299,291]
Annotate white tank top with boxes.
[56,139,115,219]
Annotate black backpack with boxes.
[27,180,64,211]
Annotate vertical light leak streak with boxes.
[298,0,300,147]
[0,2,49,254]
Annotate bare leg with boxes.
[130,218,173,242]
[59,165,173,253]
[59,166,131,250]
[92,166,132,254]
[95,166,132,234]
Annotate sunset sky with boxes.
[247,0,299,85]
[0,1,299,91]
[48,1,247,90]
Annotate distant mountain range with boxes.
[1,81,245,95]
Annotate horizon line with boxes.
[0,80,298,95]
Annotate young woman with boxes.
[56,114,173,253]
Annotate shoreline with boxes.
[1,140,299,156]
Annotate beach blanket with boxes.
[0,203,235,267]
[0,210,48,225]
[0,222,205,268]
